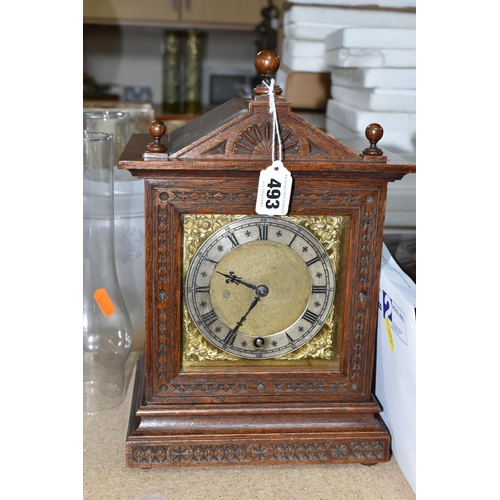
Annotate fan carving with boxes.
[233,122,301,157]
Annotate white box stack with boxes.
[276,2,416,111]
[325,27,416,157]
[280,2,416,73]
[278,1,416,230]
[324,23,416,229]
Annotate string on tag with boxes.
[263,78,282,164]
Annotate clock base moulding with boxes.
[126,356,391,468]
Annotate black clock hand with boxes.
[217,270,258,290]
[223,295,261,345]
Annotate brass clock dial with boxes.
[186,216,336,359]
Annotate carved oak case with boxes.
[118,51,415,468]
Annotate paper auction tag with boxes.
[255,161,293,216]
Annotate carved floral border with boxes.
[129,439,387,466]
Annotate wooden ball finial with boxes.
[146,120,167,153]
[252,50,283,99]
[362,123,384,156]
[255,50,280,81]
[150,120,166,138]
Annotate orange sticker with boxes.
[93,288,115,317]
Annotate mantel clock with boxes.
[118,50,416,468]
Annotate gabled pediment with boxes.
[167,98,363,162]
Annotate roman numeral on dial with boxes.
[227,232,239,247]
[305,255,320,266]
[302,310,319,324]
[312,285,326,294]
[258,225,269,240]
[201,310,218,325]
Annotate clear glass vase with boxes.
[83,110,146,351]
[83,130,133,413]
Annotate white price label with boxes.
[255,161,293,216]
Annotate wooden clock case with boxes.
[118,51,416,468]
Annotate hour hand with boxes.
[223,295,261,345]
[217,270,257,290]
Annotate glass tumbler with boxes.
[83,111,130,179]
[83,130,133,413]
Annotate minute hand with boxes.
[217,271,257,290]
[223,295,261,345]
